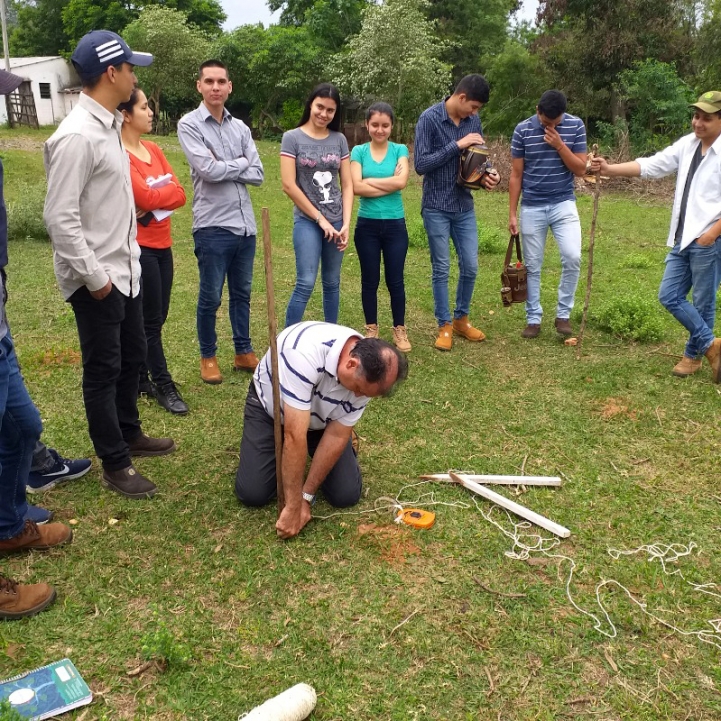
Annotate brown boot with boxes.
[521,324,541,339]
[452,316,486,341]
[102,465,157,499]
[672,356,702,377]
[705,338,721,383]
[200,357,223,384]
[233,352,259,372]
[435,323,453,351]
[364,324,379,339]
[554,317,573,336]
[127,433,176,457]
[0,520,72,556]
[0,575,56,620]
[392,325,411,352]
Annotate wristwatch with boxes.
[302,491,316,505]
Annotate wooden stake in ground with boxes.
[261,207,284,513]
[576,143,601,358]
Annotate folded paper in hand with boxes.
[146,174,174,222]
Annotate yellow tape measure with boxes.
[396,508,436,529]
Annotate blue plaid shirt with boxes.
[414,98,483,213]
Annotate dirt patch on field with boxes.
[599,398,638,421]
[357,522,421,565]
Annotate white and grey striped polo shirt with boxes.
[253,322,369,430]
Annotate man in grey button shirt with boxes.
[177,59,264,385]
[44,30,175,500]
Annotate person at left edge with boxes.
[177,60,264,385]
[43,31,176,500]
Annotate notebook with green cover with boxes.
[0,658,92,720]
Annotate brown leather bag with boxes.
[457,144,490,190]
[501,234,528,307]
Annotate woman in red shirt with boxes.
[118,88,188,415]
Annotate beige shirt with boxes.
[43,93,139,300]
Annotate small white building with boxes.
[0,57,80,126]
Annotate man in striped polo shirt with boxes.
[509,90,588,339]
[235,322,408,539]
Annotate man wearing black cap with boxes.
[44,31,175,499]
[592,92,721,384]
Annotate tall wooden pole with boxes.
[576,144,601,359]
[0,0,13,126]
[261,208,284,513]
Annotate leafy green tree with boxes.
[9,0,226,56]
[329,0,452,127]
[212,24,324,135]
[481,35,552,137]
[122,6,211,122]
[425,0,519,80]
[694,0,721,91]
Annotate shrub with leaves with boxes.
[7,181,48,241]
[0,700,24,721]
[140,611,191,669]
[592,293,664,342]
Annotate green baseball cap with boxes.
[691,91,721,113]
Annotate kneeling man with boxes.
[235,322,408,539]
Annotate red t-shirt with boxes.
[127,141,186,249]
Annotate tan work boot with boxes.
[435,323,453,351]
[705,338,721,383]
[452,315,486,342]
[0,520,72,556]
[233,352,259,372]
[0,575,56,620]
[364,324,379,338]
[200,357,223,384]
[672,356,702,377]
[392,325,411,352]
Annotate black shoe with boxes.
[102,465,157,499]
[127,433,176,457]
[138,379,157,399]
[156,383,189,415]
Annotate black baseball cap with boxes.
[71,30,153,79]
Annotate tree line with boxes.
[7,0,721,153]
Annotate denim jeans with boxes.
[421,208,478,326]
[658,239,721,358]
[285,217,344,327]
[193,227,256,357]
[520,200,582,325]
[354,217,409,327]
[235,382,361,508]
[139,246,174,387]
[0,333,42,539]
[69,286,145,471]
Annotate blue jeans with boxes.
[658,239,721,358]
[354,217,408,327]
[193,227,256,358]
[520,200,582,325]
[421,208,478,326]
[285,216,344,327]
[0,333,42,540]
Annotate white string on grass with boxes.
[469,496,721,651]
[238,683,317,721]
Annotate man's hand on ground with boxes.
[275,502,312,540]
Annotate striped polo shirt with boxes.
[253,322,369,430]
[511,113,587,206]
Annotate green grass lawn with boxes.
[0,128,720,720]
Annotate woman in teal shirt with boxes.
[351,102,411,352]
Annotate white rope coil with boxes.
[238,683,317,721]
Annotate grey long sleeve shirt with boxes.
[177,103,264,236]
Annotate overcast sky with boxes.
[219,0,536,31]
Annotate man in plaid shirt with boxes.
[414,75,500,351]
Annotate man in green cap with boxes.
[592,92,721,383]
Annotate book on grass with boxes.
[0,658,92,720]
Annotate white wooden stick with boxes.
[420,473,561,487]
[449,472,571,538]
